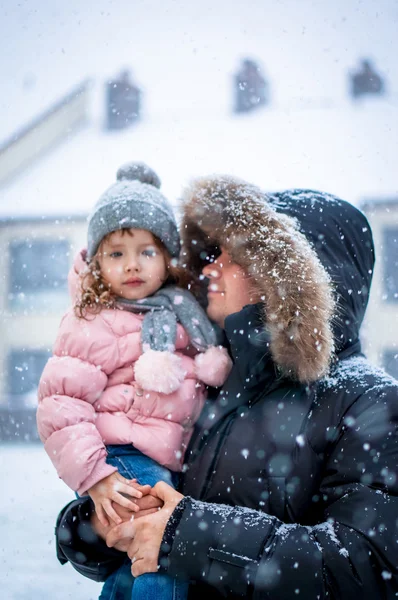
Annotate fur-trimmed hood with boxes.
[268,189,374,356]
[180,176,338,383]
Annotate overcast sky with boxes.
[1,0,398,139]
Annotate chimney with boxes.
[105,69,141,130]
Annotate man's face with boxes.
[202,248,257,327]
[98,228,167,300]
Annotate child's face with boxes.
[98,229,168,300]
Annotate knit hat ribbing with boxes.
[87,162,180,260]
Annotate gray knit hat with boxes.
[87,162,181,259]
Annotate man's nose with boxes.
[202,263,221,278]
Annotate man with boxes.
[56,179,398,598]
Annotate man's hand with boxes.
[106,481,184,575]
[88,472,149,527]
[134,489,164,518]
[90,481,164,550]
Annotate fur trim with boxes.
[180,176,335,383]
[134,350,186,393]
[194,346,232,387]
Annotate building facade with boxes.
[361,198,398,379]
[0,217,86,439]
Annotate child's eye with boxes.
[142,248,157,257]
[110,251,123,258]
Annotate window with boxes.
[383,350,398,380]
[7,348,51,409]
[383,228,398,302]
[8,238,70,311]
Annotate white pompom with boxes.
[194,346,232,387]
[134,350,186,393]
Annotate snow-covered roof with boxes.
[0,94,397,221]
[1,0,397,222]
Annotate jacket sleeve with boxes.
[56,497,125,582]
[36,313,119,495]
[160,387,398,598]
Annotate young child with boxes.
[36,162,232,600]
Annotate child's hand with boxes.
[88,472,145,527]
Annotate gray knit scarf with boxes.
[116,286,217,352]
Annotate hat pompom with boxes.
[194,346,232,387]
[134,349,186,393]
[116,162,161,189]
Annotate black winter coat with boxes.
[56,190,398,598]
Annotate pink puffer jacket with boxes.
[37,252,232,496]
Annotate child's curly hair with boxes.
[75,230,195,319]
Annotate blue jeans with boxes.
[99,445,189,600]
